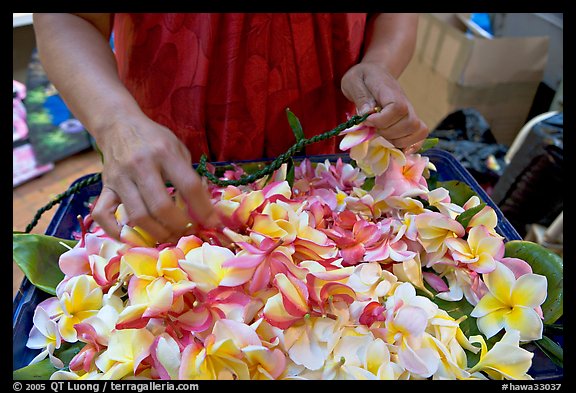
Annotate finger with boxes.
[364,96,410,128]
[386,120,430,149]
[163,158,219,229]
[91,186,122,241]
[342,76,378,116]
[115,180,172,243]
[404,140,425,155]
[136,165,192,240]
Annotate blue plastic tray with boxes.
[13,149,562,379]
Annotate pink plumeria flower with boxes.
[322,218,382,266]
[338,123,376,151]
[222,237,299,294]
[375,154,429,198]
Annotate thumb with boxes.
[342,79,377,116]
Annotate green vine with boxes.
[23,109,378,233]
[195,111,375,187]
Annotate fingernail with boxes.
[358,104,373,116]
[404,144,418,155]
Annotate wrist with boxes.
[358,56,398,79]
[86,97,146,150]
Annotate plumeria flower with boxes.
[26,307,64,368]
[468,330,534,380]
[322,218,382,266]
[338,123,376,152]
[432,263,488,306]
[425,309,480,380]
[70,303,122,372]
[150,333,182,380]
[392,254,434,298]
[179,319,259,380]
[313,158,367,192]
[445,225,504,274]
[343,187,384,219]
[222,237,299,294]
[55,275,104,342]
[283,311,347,371]
[23,127,550,381]
[426,187,465,219]
[346,262,398,301]
[179,243,254,293]
[349,136,406,177]
[471,262,547,341]
[95,328,155,380]
[375,153,429,197]
[462,196,503,238]
[382,283,440,377]
[415,211,465,261]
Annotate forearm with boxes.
[361,13,419,79]
[33,13,143,146]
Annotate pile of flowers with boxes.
[24,123,549,380]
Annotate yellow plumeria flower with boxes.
[95,328,155,380]
[468,330,534,380]
[471,261,547,341]
[445,225,504,274]
[57,275,103,342]
[350,136,406,177]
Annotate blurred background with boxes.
[13,13,563,298]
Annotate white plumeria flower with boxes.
[26,307,64,368]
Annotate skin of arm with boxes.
[32,13,217,243]
[341,13,429,150]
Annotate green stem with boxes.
[196,111,373,187]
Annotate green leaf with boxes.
[13,233,77,295]
[544,323,563,336]
[456,203,486,228]
[286,108,305,142]
[286,158,295,188]
[504,240,563,324]
[13,342,85,380]
[286,108,306,156]
[534,335,563,368]
[436,180,479,207]
[361,177,375,191]
[418,137,439,153]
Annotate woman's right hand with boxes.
[91,114,218,243]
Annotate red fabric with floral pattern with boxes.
[113,13,367,162]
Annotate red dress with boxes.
[113,13,368,162]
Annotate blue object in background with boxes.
[471,13,494,35]
[43,94,71,127]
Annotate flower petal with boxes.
[511,274,548,309]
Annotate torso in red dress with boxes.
[113,13,367,162]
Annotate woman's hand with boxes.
[91,114,217,243]
[341,61,429,152]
